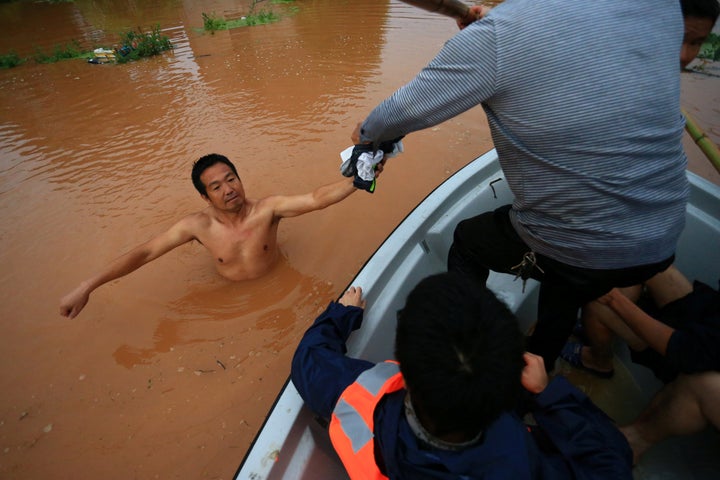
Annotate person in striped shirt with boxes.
[351,0,687,369]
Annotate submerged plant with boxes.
[33,40,84,64]
[0,50,25,69]
[201,10,280,31]
[116,24,173,63]
[202,12,226,33]
[0,24,173,67]
[236,10,279,27]
[200,1,292,32]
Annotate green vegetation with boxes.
[115,24,173,63]
[201,0,296,33]
[698,33,720,62]
[0,0,73,3]
[0,51,24,69]
[33,39,83,64]
[0,25,172,68]
[202,12,227,33]
[202,10,280,33]
[1,40,86,68]
[234,10,279,27]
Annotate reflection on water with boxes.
[113,256,334,368]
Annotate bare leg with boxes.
[580,285,645,372]
[579,301,616,372]
[620,372,720,464]
[644,265,693,308]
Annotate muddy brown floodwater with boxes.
[0,1,718,479]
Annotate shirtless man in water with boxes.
[59,153,359,319]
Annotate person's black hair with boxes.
[394,272,525,439]
[191,153,240,196]
[681,0,720,22]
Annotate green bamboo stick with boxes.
[682,108,720,174]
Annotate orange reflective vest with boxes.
[329,361,405,480]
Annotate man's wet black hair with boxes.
[191,153,240,196]
[394,271,525,439]
[681,0,720,21]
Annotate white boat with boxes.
[234,149,720,480]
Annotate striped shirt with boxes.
[360,0,689,269]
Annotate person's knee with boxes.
[655,373,720,433]
[677,371,720,391]
[452,217,478,246]
[450,217,492,263]
[679,372,720,403]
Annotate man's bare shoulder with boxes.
[254,194,283,206]
[249,196,283,216]
[171,208,213,234]
[138,209,210,251]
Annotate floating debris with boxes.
[87,48,116,64]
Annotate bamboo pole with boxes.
[682,108,720,174]
[400,0,471,21]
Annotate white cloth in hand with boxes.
[355,151,385,181]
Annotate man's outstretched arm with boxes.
[266,177,358,219]
[59,217,197,319]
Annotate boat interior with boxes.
[236,151,720,480]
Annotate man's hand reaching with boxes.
[59,283,91,319]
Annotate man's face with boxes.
[199,162,245,211]
[681,16,714,69]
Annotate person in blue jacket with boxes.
[291,272,633,479]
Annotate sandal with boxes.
[560,341,614,379]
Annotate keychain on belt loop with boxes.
[511,252,545,293]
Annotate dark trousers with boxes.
[447,205,674,370]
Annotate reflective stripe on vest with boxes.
[329,361,405,480]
